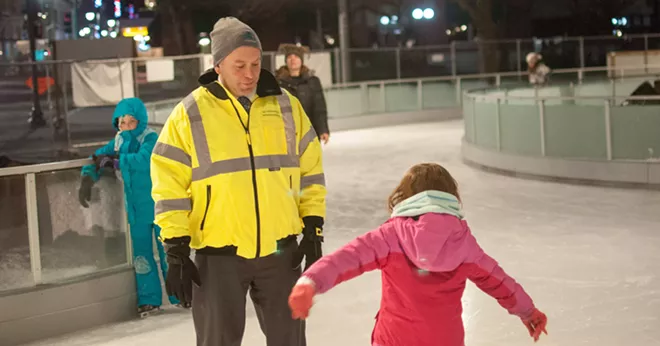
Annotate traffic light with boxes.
[64,12,72,34]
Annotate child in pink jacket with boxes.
[289,163,548,346]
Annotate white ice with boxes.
[23,120,660,346]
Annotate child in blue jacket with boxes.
[78,98,180,315]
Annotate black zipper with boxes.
[200,185,211,230]
[229,99,262,258]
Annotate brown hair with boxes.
[387,163,460,213]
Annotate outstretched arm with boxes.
[289,224,398,319]
[81,139,116,181]
[463,234,535,319]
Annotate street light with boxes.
[199,37,211,46]
[107,19,116,27]
[412,8,424,20]
[101,30,108,37]
[423,8,435,19]
[380,16,390,25]
[85,12,95,21]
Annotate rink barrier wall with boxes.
[0,159,135,345]
[463,140,660,187]
[462,84,660,187]
[0,267,137,346]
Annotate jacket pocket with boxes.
[261,117,287,155]
[200,185,211,231]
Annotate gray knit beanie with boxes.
[210,17,262,67]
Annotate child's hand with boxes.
[288,283,316,320]
[522,308,548,342]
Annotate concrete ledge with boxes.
[0,267,137,346]
[329,108,462,132]
[462,139,660,188]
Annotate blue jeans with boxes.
[130,223,179,307]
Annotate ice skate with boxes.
[176,302,192,309]
[138,305,162,318]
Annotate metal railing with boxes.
[0,159,131,294]
[2,58,660,161]
[463,84,660,162]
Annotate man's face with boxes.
[118,115,138,131]
[286,54,303,71]
[216,46,262,97]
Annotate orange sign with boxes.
[25,77,55,95]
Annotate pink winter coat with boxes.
[302,213,536,346]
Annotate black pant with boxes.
[192,239,305,346]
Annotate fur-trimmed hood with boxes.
[275,65,315,81]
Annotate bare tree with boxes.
[448,0,502,73]
[158,0,297,55]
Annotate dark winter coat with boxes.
[276,66,329,136]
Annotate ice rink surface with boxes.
[24,120,660,346]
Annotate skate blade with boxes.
[139,308,162,318]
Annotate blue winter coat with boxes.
[82,98,158,225]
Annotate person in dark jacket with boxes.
[276,44,330,144]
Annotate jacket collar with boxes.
[198,68,282,100]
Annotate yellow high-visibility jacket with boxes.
[151,70,326,259]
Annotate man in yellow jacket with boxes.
[150,17,326,346]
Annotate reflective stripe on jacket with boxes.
[151,69,326,259]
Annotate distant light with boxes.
[146,0,156,9]
[83,27,91,35]
[621,17,628,26]
[101,30,108,37]
[107,19,116,27]
[94,0,102,8]
[44,51,49,56]
[461,25,467,31]
[615,30,623,37]
[79,29,87,37]
[455,26,461,33]
[446,29,452,35]
[0,50,3,56]
[85,12,95,21]
[110,31,118,38]
[325,35,335,45]
[393,28,402,35]
[423,8,435,20]
[134,34,143,42]
[412,8,423,20]
[380,16,390,25]
[138,42,150,52]
[144,35,151,41]
[611,18,618,25]
[391,15,399,24]
[199,37,211,46]
[114,0,121,18]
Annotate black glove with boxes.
[93,154,117,170]
[293,216,324,271]
[78,175,94,208]
[164,237,201,305]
